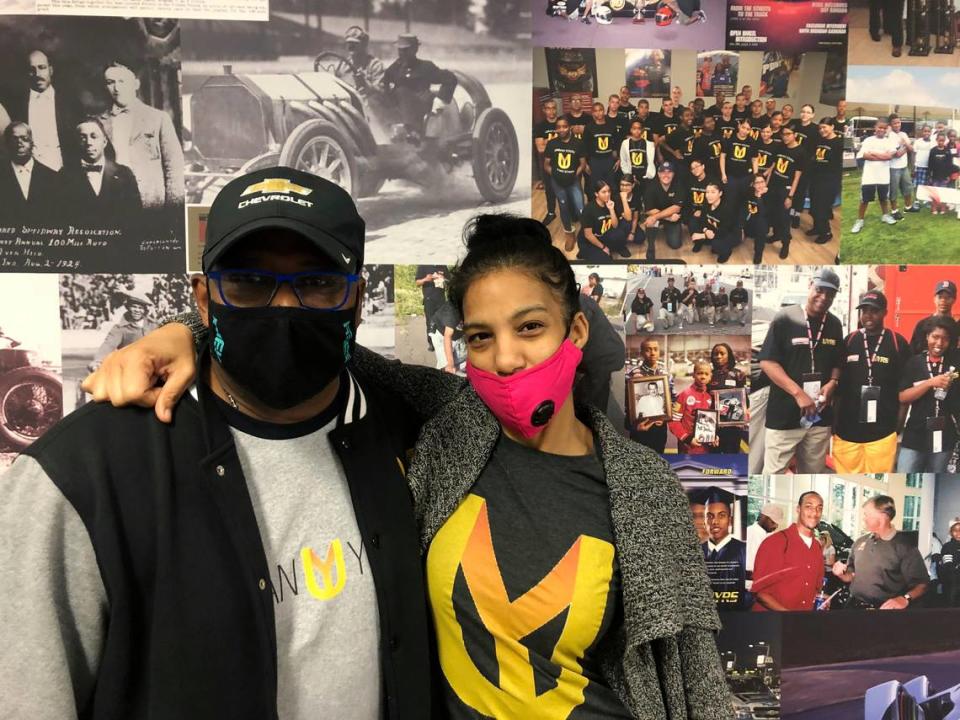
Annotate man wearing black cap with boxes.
[338,25,385,93]
[833,290,910,473]
[659,276,682,329]
[642,160,684,260]
[0,167,432,718]
[910,280,959,354]
[381,34,457,141]
[730,279,749,326]
[758,268,845,475]
[692,486,750,610]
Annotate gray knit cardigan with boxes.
[350,347,735,720]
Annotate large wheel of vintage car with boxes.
[0,367,62,451]
[471,107,519,204]
[279,119,359,197]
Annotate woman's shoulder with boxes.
[584,406,675,482]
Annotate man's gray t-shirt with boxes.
[221,395,382,720]
[848,531,929,605]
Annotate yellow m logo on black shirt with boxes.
[748,201,758,215]
[733,144,747,159]
[600,217,613,234]
[427,495,616,718]
[556,151,572,170]
[631,151,644,165]
[816,147,827,161]
[758,154,768,168]
[597,136,609,151]
[776,157,790,174]
[693,191,705,204]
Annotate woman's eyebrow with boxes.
[462,305,548,332]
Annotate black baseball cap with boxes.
[812,268,840,291]
[659,160,676,173]
[935,280,957,297]
[202,166,364,274]
[857,290,887,311]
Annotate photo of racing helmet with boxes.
[593,3,614,23]
[655,2,677,25]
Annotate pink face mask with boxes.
[466,339,583,439]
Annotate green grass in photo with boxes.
[840,168,960,263]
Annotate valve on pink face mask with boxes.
[465,339,583,439]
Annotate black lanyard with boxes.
[928,353,944,417]
[806,316,826,374]
[861,329,887,387]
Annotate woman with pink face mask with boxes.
[82,215,732,720]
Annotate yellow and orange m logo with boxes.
[816,147,827,161]
[301,540,347,600]
[428,495,614,718]
[693,191,705,204]
[776,157,790,174]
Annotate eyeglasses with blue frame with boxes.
[207,269,361,311]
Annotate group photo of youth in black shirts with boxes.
[533,49,846,266]
[751,265,960,477]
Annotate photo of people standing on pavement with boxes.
[752,264,960,475]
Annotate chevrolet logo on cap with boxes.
[241,178,313,197]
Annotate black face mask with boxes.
[206,300,357,410]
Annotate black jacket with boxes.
[22,366,431,720]
[59,158,142,227]
[0,159,61,224]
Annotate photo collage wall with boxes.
[2,1,960,719]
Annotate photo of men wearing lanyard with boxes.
[833,291,911,474]
[897,318,960,473]
[757,268,844,475]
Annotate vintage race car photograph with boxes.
[180,8,529,262]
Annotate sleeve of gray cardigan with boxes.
[350,344,468,422]
[0,455,108,719]
[677,626,736,720]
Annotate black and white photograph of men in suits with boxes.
[0,16,184,273]
[0,121,61,225]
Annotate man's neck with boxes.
[12,157,31,167]
[207,361,340,425]
[864,325,885,336]
[876,526,897,541]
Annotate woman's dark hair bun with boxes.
[448,213,580,327]
[464,213,552,251]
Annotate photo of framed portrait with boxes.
[545,47,598,94]
[627,374,671,423]
[713,388,747,427]
[694,409,718,445]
